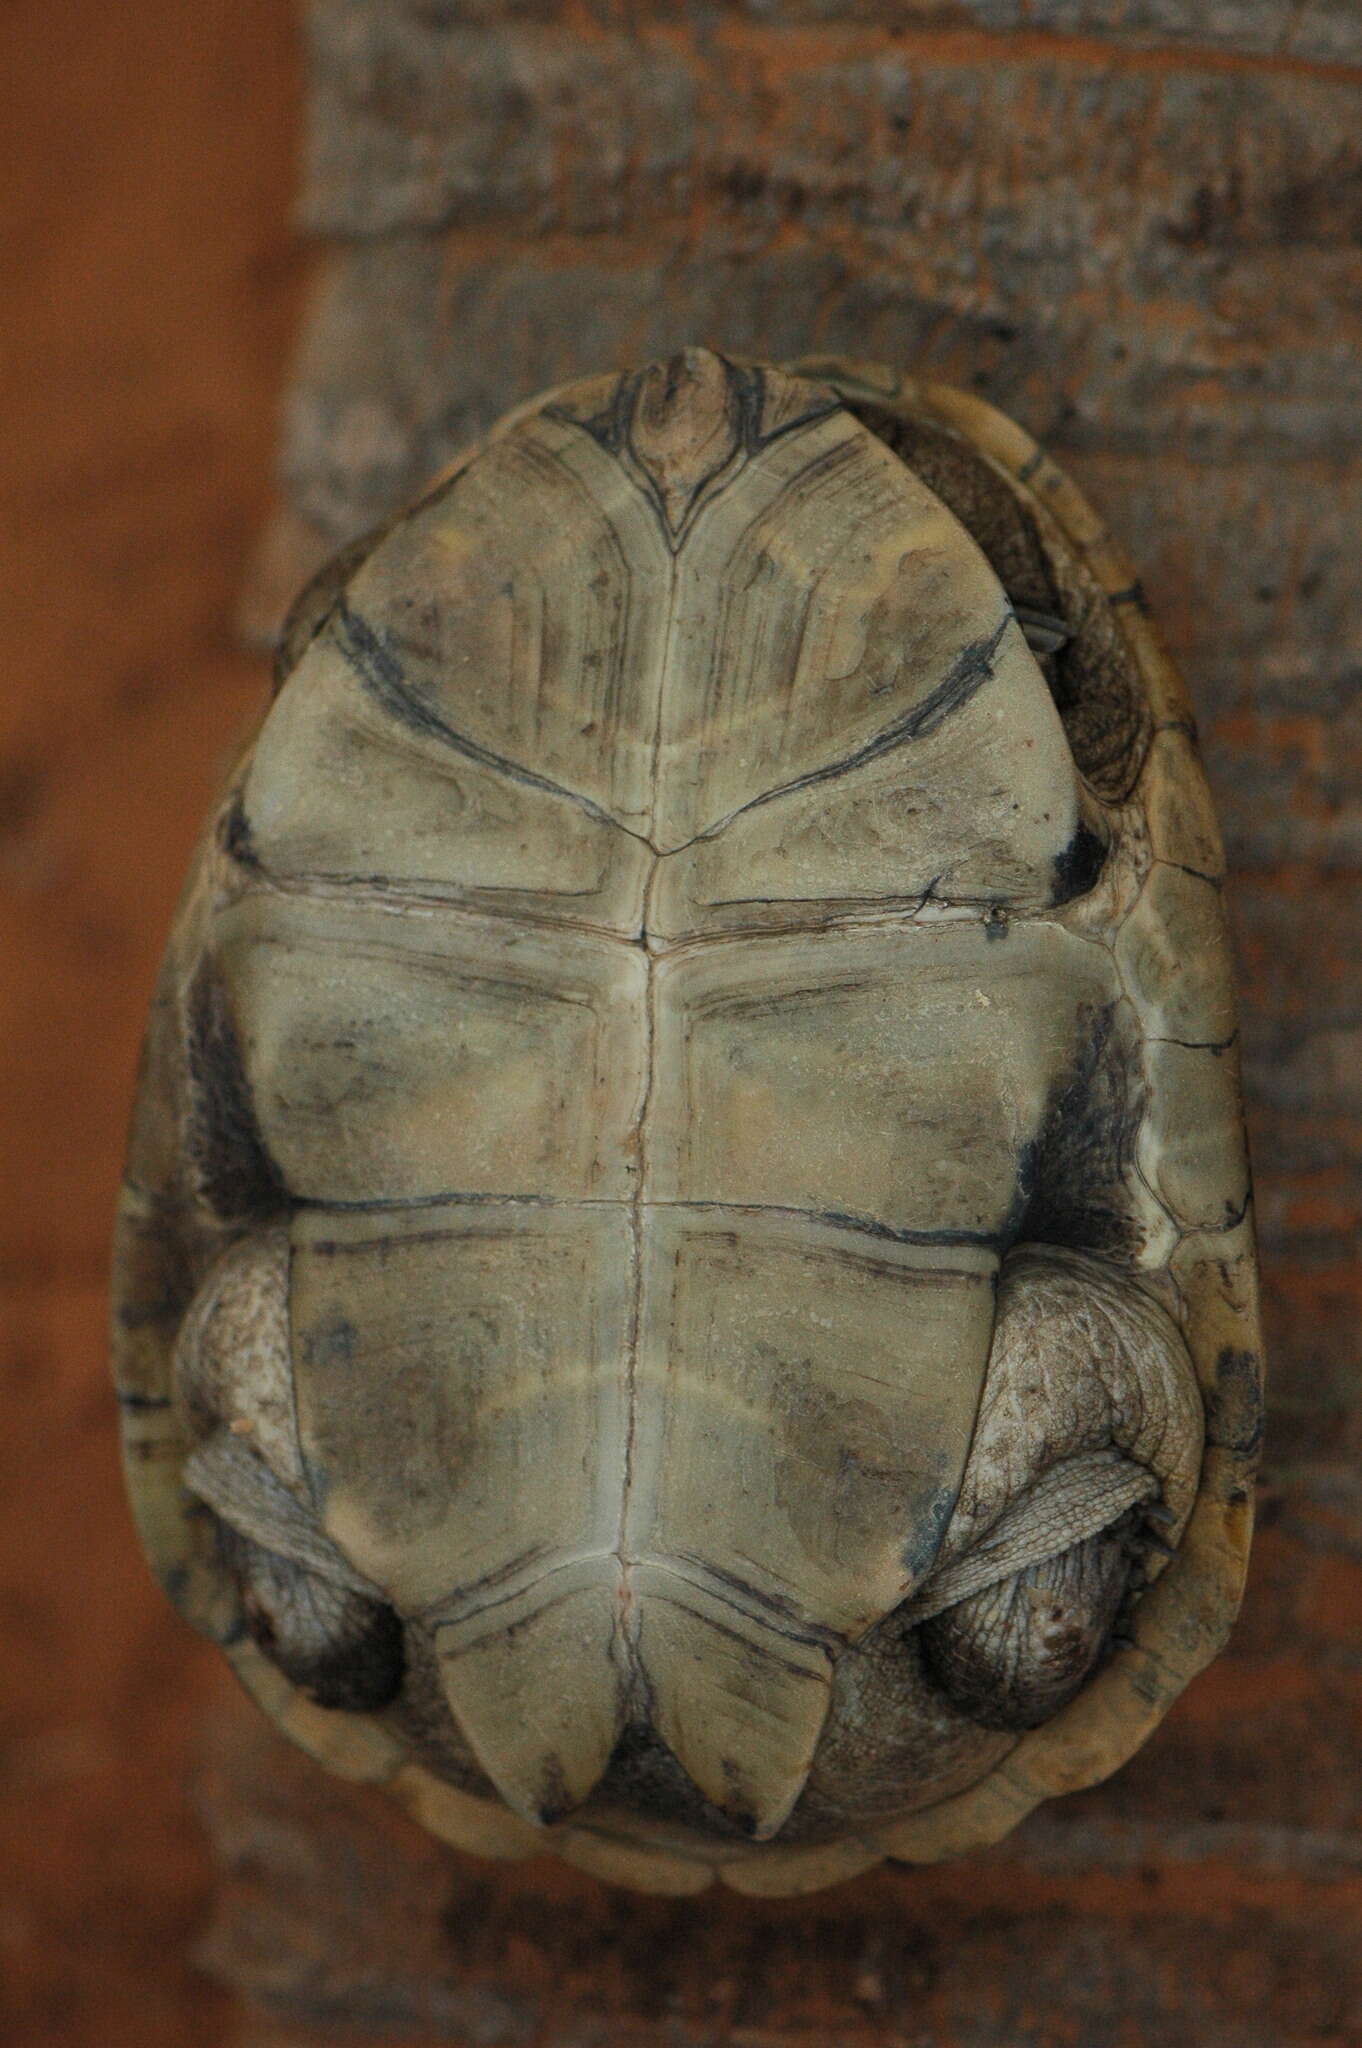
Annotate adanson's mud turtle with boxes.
[113,350,1262,1896]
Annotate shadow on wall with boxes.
[0,4,304,2044]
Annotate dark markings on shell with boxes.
[332,598,625,833]
[1209,1345,1267,1458]
[654,1201,1007,1255]
[531,1756,574,1830]
[700,615,1014,842]
[844,399,1152,802]
[385,1621,499,1797]
[185,970,289,1221]
[220,791,259,872]
[547,352,840,512]
[332,599,1015,869]
[659,1593,832,1682]
[1051,823,1108,904]
[273,514,398,695]
[297,1198,1009,1262]
[900,1483,962,1585]
[1023,1000,1146,1258]
[663,1553,845,1651]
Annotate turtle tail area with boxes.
[629,1563,835,1841]
[432,1563,628,1828]
[432,1556,835,1843]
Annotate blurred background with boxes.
[1,5,302,2041]
[3,4,1360,2045]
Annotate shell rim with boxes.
[112,354,1264,1898]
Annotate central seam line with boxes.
[616,851,662,1691]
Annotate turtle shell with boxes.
[112,349,1262,1897]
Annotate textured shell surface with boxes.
[113,349,1262,1896]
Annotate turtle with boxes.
[112,348,1262,1898]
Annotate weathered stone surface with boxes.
[197,1683,1362,2048]
[214,1,1362,2025]
[1229,872,1362,1461]
[285,227,1362,506]
[1236,875,1362,1152]
[310,0,1362,84]
[306,19,1362,257]
[934,0,1362,59]
[302,22,1362,465]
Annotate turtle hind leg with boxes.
[918,1515,1137,1732]
[215,1520,404,1713]
[174,1228,405,1716]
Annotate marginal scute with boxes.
[1115,862,1238,1048]
[112,349,1262,1897]
[389,1763,543,1864]
[1136,1039,1251,1234]
[227,1636,408,1788]
[553,1826,715,1898]
[1142,726,1226,880]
